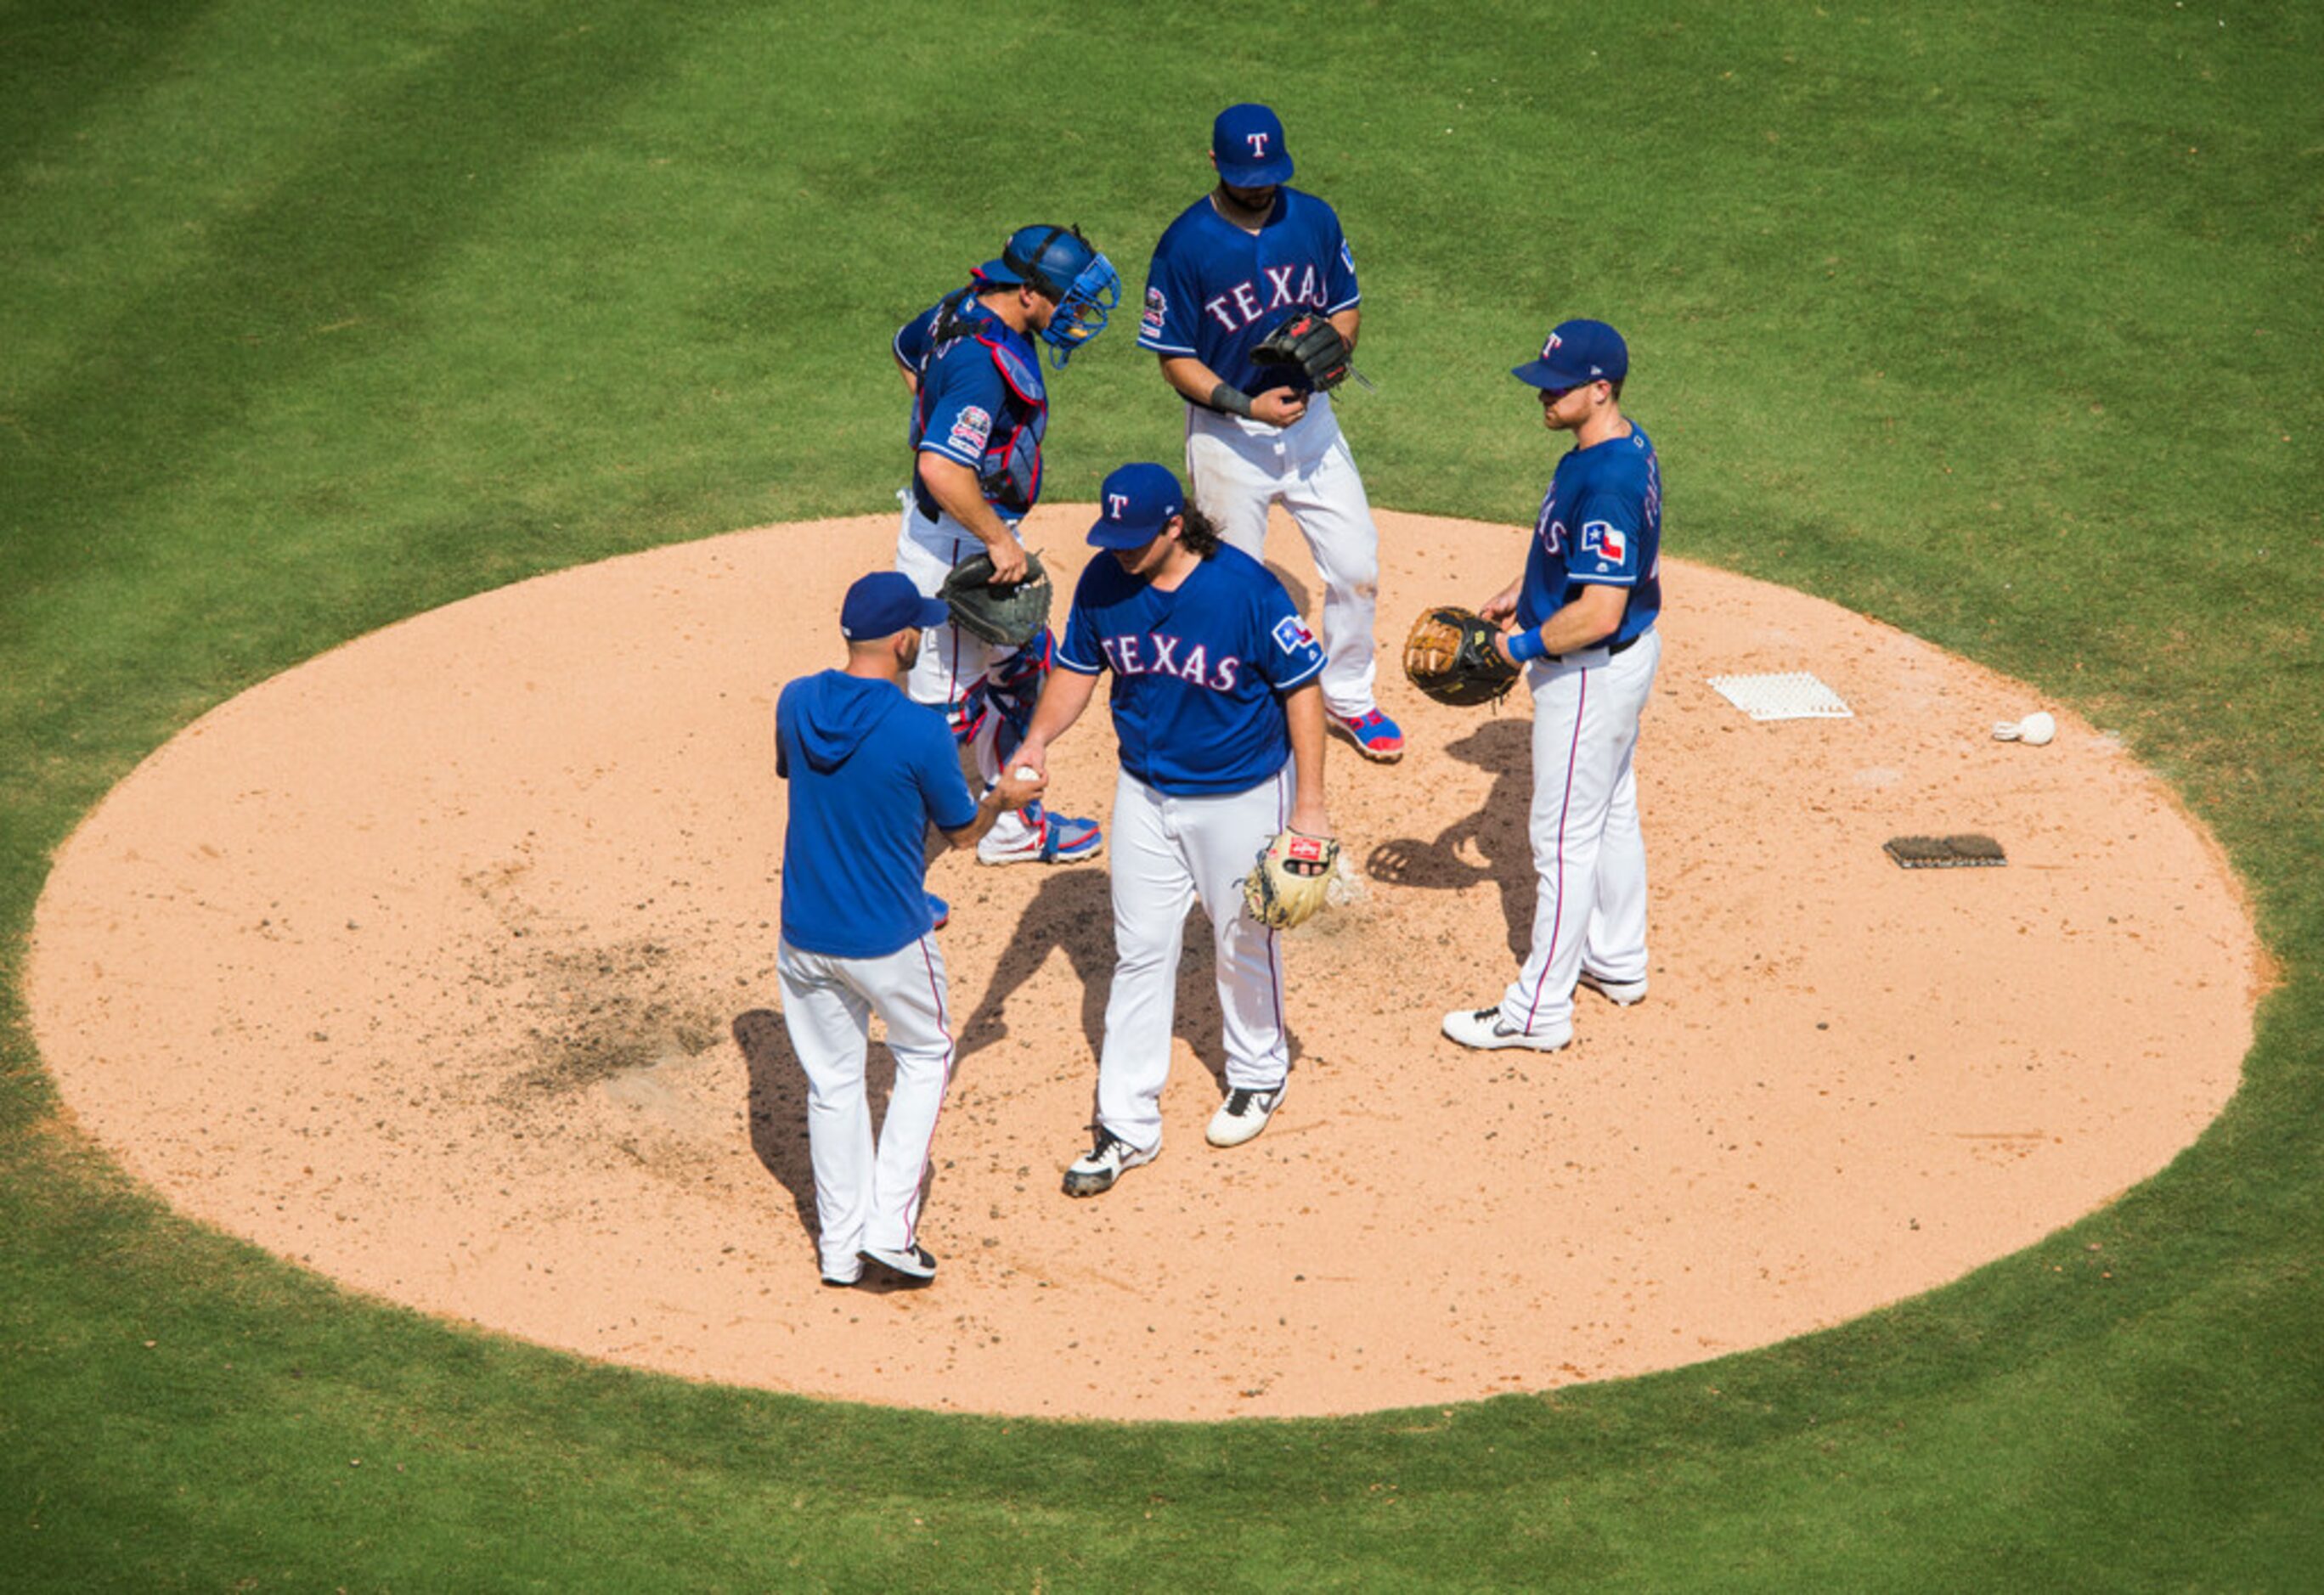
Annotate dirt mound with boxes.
[26,508,2259,1418]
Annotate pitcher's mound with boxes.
[26,508,2261,1419]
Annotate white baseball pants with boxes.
[894,494,1037,853]
[777,934,956,1280]
[1502,629,1662,1036]
[1184,394,1381,720]
[1094,764,1295,1155]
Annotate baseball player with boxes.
[1444,319,1664,1052]
[1138,104,1404,765]
[776,572,1047,1286]
[1012,463,1333,1196]
[894,224,1120,867]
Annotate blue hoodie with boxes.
[776,670,978,959]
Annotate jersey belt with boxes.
[911,489,1023,533]
[1547,628,1649,665]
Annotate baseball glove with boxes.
[1403,606,1520,707]
[1242,830,1341,930]
[938,550,1052,647]
[1251,309,1352,392]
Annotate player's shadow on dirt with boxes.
[731,1009,942,1292]
[1365,717,1537,957]
[732,1010,821,1234]
[954,869,1299,1095]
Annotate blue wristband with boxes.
[1506,627,1549,664]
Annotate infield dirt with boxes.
[26,508,2261,1419]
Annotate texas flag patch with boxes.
[1580,520,1628,566]
[1272,614,1318,655]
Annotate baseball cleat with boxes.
[978,803,1105,865]
[1205,1085,1283,1148]
[926,893,950,931]
[861,1243,939,1284]
[1441,1006,1573,1053]
[1576,967,1647,1006]
[1062,1128,1155,1197]
[1328,707,1405,763]
[821,1270,861,1289]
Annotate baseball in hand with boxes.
[1015,766,1041,781]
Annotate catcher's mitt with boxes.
[1242,830,1340,930]
[1403,606,1520,707]
[1251,308,1352,392]
[938,550,1052,647]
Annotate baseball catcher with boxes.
[937,550,1052,647]
[1402,605,1520,707]
[1251,307,1354,392]
[890,223,1116,867]
[1242,829,1340,930]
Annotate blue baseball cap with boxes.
[839,571,949,640]
[1212,103,1294,187]
[1512,318,1629,390]
[1087,463,1185,550]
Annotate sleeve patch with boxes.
[1580,520,1628,566]
[1140,285,1167,340]
[1272,613,1318,655]
[947,403,992,454]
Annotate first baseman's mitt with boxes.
[1242,830,1341,930]
[938,550,1052,647]
[1403,606,1520,707]
[1251,309,1352,391]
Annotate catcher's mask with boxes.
[985,224,1120,369]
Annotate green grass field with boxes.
[5,1,2321,1587]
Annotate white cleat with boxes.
[1206,1085,1283,1148]
[1441,1006,1573,1053]
[1577,968,1648,1006]
[1063,1129,1156,1197]
[861,1243,938,1284]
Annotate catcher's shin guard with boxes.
[983,627,1056,769]
[946,681,993,749]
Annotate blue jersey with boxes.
[897,291,1048,521]
[1137,188,1359,397]
[1056,544,1325,796]
[776,671,979,958]
[1517,424,1663,648]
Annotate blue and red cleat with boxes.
[977,801,1104,865]
[1329,707,1405,763]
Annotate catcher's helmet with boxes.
[977,224,1121,369]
